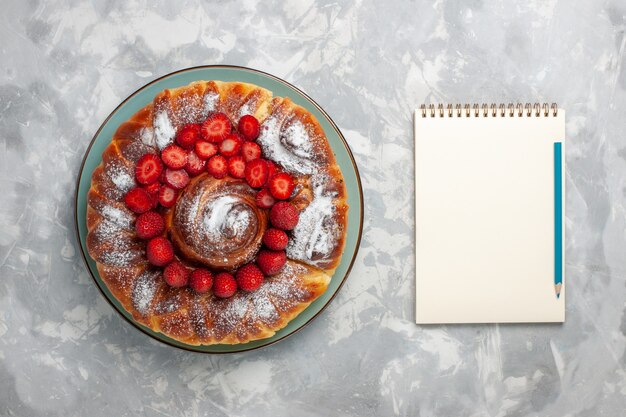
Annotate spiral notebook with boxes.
[414,103,565,324]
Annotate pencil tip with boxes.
[556,293,560,299]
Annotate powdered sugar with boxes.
[203,92,219,115]
[100,248,141,267]
[100,205,134,229]
[238,101,254,118]
[257,116,321,175]
[201,196,251,240]
[154,111,175,150]
[132,271,160,315]
[139,127,156,147]
[287,175,338,266]
[106,162,135,193]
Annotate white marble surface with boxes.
[1,0,626,415]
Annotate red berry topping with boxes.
[207,155,228,179]
[164,168,190,190]
[255,188,276,209]
[266,160,278,180]
[213,272,237,298]
[158,185,178,208]
[244,159,268,188]
[161,145,188,169]
[241,141,261,162]
[256,250,287,276]
[238,115,260,141]
[195,140,218,159]
[163,261,190,288]
[219,134,242,157]
[176,124,201,149]
[124,188,153,214]
[268,172,295,200]
[135,154,163,185]
[262,228,288,250]
[236,263,264,292]
[227,156,246,179]
[269,201,299,230]
[184,151,206,176]
[201,112,232,143]
[142,182,160,208]
[189,269,213,293]
[146,236,174,266]
[135,211,165,239]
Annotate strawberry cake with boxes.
[86,80,349,345]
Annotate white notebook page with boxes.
[414,110,565,323]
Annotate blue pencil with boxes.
[554,142,563,299]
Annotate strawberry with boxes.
[255,188,276,209]
[143,182,160,208]
[256,250,287,276]
[124,188,153,213]
[135,154,163,185]
[244,159,268,188]
[161,145,188,169]
[236,264,264,292]
[201,112,231,143]
[163,261,190,288]
[164,168,190,190]
[195,140,218,159]
[146,236,174,266]
[266,160,278,179]
[158,185,178,208]
[241,141,261,162]
[238,115,260,141]
[135,211,165,239]
[268,172,295,200]
[219,134,242,157]
[227,156,246,179]
[213,272,237,298]
[184,151,206,176]
[176,124,201,149]
[269,201,299,230]
[207,155,228,179]
[189,269,213,293]
[262,228,288,250]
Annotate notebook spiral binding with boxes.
[419,103,558,118]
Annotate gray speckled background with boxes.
[1,0,625,416]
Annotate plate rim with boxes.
[73,64,364,354]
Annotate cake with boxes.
[86,80,349,345]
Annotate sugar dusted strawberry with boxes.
[207,155,228,179]
[238,115,260,141]
[158,185,178,208]
[143,182,160,208]
[236,264,264,292]
[269,201,299,230]
[256,250,287,276]
[135,211,165,239]
[268,172,295,200]
[164,168,190,189]
[184,151,206,176]
[176,124,201,149]
[124,188,153,213]
[146,236,174,266]
[219,134,242,157]
[135,154,163,185]
[255,188,276,209]
[163,261,190,288]
[262,228,288,250]
[244,159,268,188]
[241,141,261,162]
[213,272,237,298]
[189,269,213,293]
[227,156,246,179]
[201,112,231,143]
[195,140,218,159]
[161,145,188,169]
